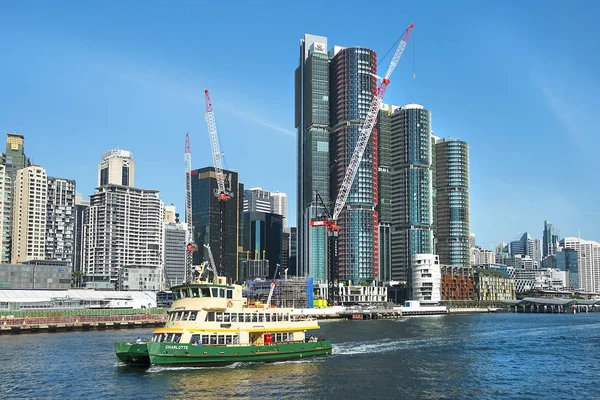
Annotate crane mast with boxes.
[204,89,229,202]
[310,23,414,305]
[184,133,195,283]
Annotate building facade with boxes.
[440,265,475,301]
[0,133,31,263]
[11,166,48,263]
[390,104,434,282]
[295,34,331,280]
[411,254,441,304]
[433,138,470,267]
[45,177,76,270]
[270,191,288,228]
[473,269,516,301]
[243,188,272,213]
[329,45,379,283]
[0,165,9,263]
[377,105,393,282]
[73,194,89,287]
[83,185,164,289]
[243,211,283,280]
[191,167,243,282]
[560,237,600,292]
[164,222,188,287]
[97,149,135,187]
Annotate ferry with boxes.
[114,264,332,366]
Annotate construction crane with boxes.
[310,23,414,305]
[204,89,230,277]
[266,263,280,308]
[184,133,195,283]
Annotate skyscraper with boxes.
[98,149,135,187]
[83,185,164,289]
[11,166,48,263]
[164,222,187,287]
[390,104,434,282]
[296,35,380,283]
[295,34,330,280]
[242,211,283,279]
[243,188,271,213]
[0,133,31,262]
[376,104,393,282]
[270,191,288,228]
[543,220,560,258]
[191,167,243,282]
[0,165,9,263]
[329,45,379,283]
[73,193,89,287]
[433,138,470,267]
[45,177,76,269]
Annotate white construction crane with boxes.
[184,133,195,283]
[204,89,229,202]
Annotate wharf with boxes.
[0,315,166,335]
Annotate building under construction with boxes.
[243,277,314,309]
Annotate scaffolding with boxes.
[243,277,314,309]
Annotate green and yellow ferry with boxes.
[115,269,332,367]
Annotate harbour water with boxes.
[2,312,600,399]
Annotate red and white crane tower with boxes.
[204,89,230,276]
[184,133,195,283]
[310,23,414,304]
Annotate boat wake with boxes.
[333,337,449,355]
[147,362,246,373]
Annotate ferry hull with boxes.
[115,342,151,366]
[115,340,332,367]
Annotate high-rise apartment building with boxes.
[243,188,271,213]
[11,166,48,263]
[242,211,283,279]
[543,220,560,258]
[45,177,76,269]
[164,205,177,223]
[270,191,288,228]
[164,222,187,287]
[295,34,330,280]
[390,104,434,282]
[0,133,31,262]
[377,104,394,282]
[191,167,243,282]
[98,150,135,187]
[560,237,600,292]
[83,185,164,289]
[329,45,379,283]
[433,138,470,267]
[296,34,380,283]
[73,193,89,287]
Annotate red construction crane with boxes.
[204,89,230,277]
[310,23,414,305]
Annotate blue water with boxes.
[1,313,599,399]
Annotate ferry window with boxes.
[274,333,281,342]
[201,335,209,345]
[225,335,232,344]
[174,334,182,343]
[173,291,179,300]
[201,288,210,297]
[180,290,186,298]
[210,335,217,345]
[224,313,231,322]
[189,311,198,321]
[284,314,289,321]
[166,334,174,342]
[265,314,271,322]
[226,290,233,299]
[211,288,218,297]
[190,334,201,344]
[219,289,225,298]
[230,313,237,322]
[206,312,215,322]
[216,313,223,322]
[218,335,225,345]
[191,288,199,297]
[244,313,251,322]
[258,314,264,323]
[238,313,244,322]
[233,335,239,344]
[252,314,258,323]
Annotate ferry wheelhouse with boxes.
[115,270,332,366]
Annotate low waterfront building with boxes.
[473,268,516,301]
[412,254,441,304]
[119,265,162,291]
[0,260,71,290]
[440,265,475,301]
[243,277,313,308]
[316,281,389,306]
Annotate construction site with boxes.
[243,277,314,309]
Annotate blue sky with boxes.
[2,0,599,250]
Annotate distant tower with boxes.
[98,150,135,187]
[270,191,288,228]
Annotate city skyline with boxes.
[2,1,600,249]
